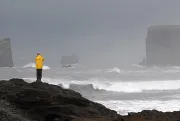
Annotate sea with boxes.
[1,63,180,115]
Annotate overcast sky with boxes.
[1,0,180,67]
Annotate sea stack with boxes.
[61,54,79,68]
[0,38,14,67]
[142,25,180,66]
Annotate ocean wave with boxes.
[96,100,180,115]
[106,67,122,73]
[21,77,180,116]
[23,63,50,70]
[132,64,146,68]
[65,79,180,93]
[22,77,180,93]
[172,66,180,69]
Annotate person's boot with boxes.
[36,77,41,82]
[39,78,42,82]
[37,78,42,82]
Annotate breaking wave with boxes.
[96,100,180,115]
[132,64,145,68]
[23,77,180,93]
[22,77,180,115]
[106,67,121,73]
[23,63,50,70]
[172,66,180,69]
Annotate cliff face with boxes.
[146,25,180,66]
[0,38,14,67]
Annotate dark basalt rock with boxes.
[122,110,180,121]
[0,78,122,121]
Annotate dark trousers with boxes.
[36,69,42,82]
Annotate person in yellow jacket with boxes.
[35,53,44,82]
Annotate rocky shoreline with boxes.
[0,78,179,121]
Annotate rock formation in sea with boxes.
[0,78,180,121]
[61,54,79,68]
[0,38,14,67]
[140,25,180,66]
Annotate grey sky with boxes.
[1,0,180,67]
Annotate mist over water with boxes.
[0,64,180,115]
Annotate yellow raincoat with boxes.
[35,55,44,69]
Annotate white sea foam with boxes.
[132,64,145,68]
[23,63,50,70]
[104,80,180,92]
[69,79,180,93]
[22,77,180,93]
[172,66,180,69]
[96,100,180,115]
[106,67,121,73]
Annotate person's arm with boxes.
[42,57,44,61]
